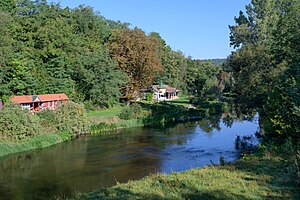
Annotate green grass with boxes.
[90,119,144,135]
[87,97,192,124]
[167,96,191,107]
[113,118,144,129]
[87,107,123,118]
[166,96,196,110]
[87,107,124,124]
[70,154,299,200]
[0,132,71,157]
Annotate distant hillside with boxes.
[200,58,226,66]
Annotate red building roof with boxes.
[11,93,68,104]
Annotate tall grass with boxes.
[0,132,71,157]
[70,149,300,200]
[90,119,144,135]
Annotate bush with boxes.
[37,109,57,133]
[53,101,89,136]
[0,104,41,141]
[83,101,96,112]
[119,103,142,120]
[143,102,188,128]
[146,93,153,102]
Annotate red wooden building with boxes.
[9,93,68,112]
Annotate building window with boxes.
[21,103,31,110]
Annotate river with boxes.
[0,115,259,199]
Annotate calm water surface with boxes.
[0,116,259,199]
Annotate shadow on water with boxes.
[0,113,259,199]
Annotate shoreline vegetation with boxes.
[0,101,89,157]
[0,97,225,157]
[73,149,299,200]
[1,100,298,199]
[0,132,71,157]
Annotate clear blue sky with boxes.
[49,0,250,59]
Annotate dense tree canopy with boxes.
[0,0,224,109]
[0,1,129,107]
[226,0,300,142]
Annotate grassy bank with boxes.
[0,97,219,157]
[0,102,88,158]
[87,106,123,123]
[71,152,299,199]
[88,97,197,133]
[0,132,71,157]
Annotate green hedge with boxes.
[0,104,41,141]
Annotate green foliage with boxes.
[0,0,222,110]
[226,44,282,112]
[76,149,299,199]
[72,46,127,107]
[53,102,89,136]
[0,101,89,142]
[190,99,228,115]
[0,132,71,157]
[0,0,16,12]
[90,122,117,135]
[0,103,41,141]
[2,58,38,96]
[119,103,142,120]
[227,0,300,143]
[143,102,204,128]
[265,75,300,142]
[146,93,153,102]
[154,35,188,92]
[0,1,129,106]
[263,1,300,142]
[185,59,225,101]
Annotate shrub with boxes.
[83,101,96,112]
[146,93,153,102]
[0,104,41,141]
[119,103,142,120]
[53,101,89,136]
[130,103,142,118]
[118,106,132,120]
[37,109,57,133]
[143,102,188,128]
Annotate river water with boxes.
[0,115,259,199]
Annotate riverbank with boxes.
[0,102,88,158]
[0,132,71,157]
[88,97,197,133]
[0,98,221,157]
[72,151,300,199]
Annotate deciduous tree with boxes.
[107,28,162,101]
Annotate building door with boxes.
[34,102,39,111]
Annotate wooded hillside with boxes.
[0,0,224,107]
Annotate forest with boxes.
[0,0,225,108]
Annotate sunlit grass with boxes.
[87,106,123,118]
[0,132,71,157]
[70,154,299,200]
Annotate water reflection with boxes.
[0,115,259,199]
